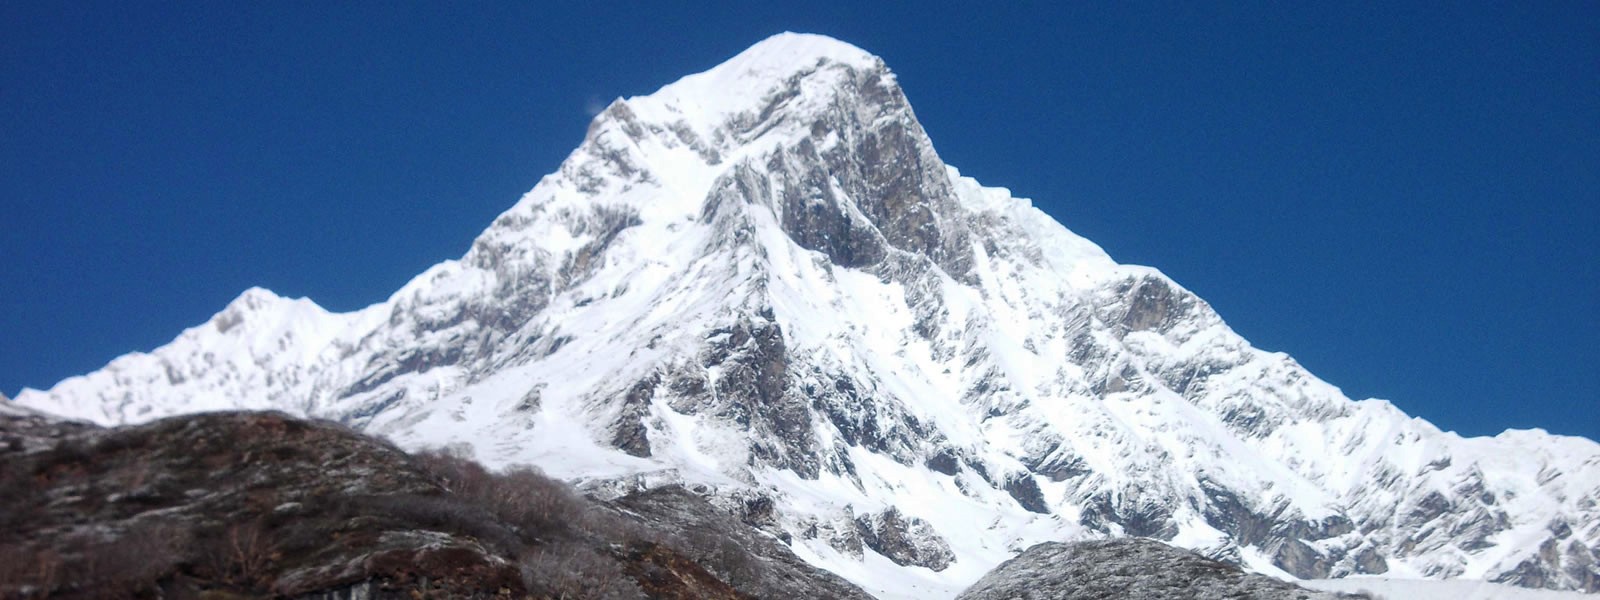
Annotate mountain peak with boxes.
[209,286,335,336]
[15,33,1600,597]
[613,33,891,140]
[716,32,879,77]
[229,285,284,309]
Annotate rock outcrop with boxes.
[956,538,1365,600]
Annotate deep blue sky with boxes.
[3,3,1595,440]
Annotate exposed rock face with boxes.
[13,32,1600,596]
[613,375,658,458]
[1491,531,1600,592]
[1002,473,1050,515]
[955,539,1363,600]
[853,507,955,571]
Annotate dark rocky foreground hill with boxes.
[955,538,1370,600]
[0,409,870,599]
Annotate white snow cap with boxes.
[712,31,879,76]
[627,32,883,124]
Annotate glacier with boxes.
[14,32,1599,598]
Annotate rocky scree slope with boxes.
[13,32,1600,597]
[0,409,869,599]
[956,538,1367,600]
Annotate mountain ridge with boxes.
[13,32,1599,597]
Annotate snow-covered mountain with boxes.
[14,33,1599,598]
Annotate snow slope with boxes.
[1302,577,1597,600]
[14,32,1600,597]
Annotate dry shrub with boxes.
[122,455,153,491]
[202,520,274,588]
[413,448,495,496]
[520,543,644,600]
[683,527,757,584]
[2,521,190,598]
[226,522,272,584]
[359,493,523,554]
[486,466,584,535]
[38,439,96,482]
[413,449,589,542]
[0,545,62,598]
[580,506,649,544]
[0,455,45,533]
[76,523,187,590]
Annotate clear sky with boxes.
[3,2,1595,440]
